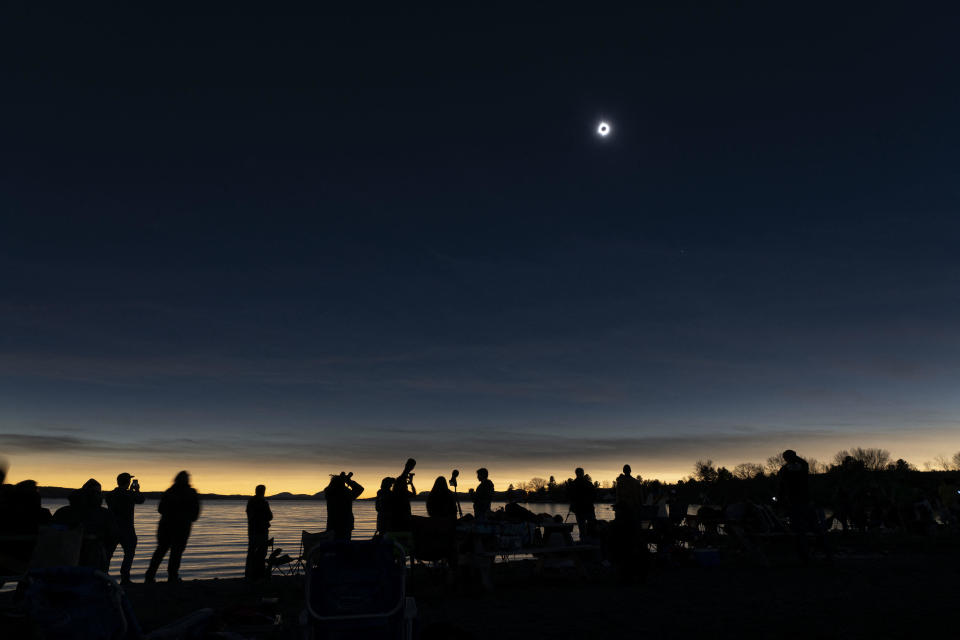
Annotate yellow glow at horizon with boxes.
[5,428,958,498]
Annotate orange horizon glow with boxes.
[4,431,957,497]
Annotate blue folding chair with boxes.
[300,539,416,640]
[23,566,213,640]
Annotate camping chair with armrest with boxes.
[409,515,456,566]
[0,533,37,588]
[0,524,83,589]
[290,530,330,576]
[300,539,416,640]
[23,566,213,640]
[266,537,296,577]
[721,501,796,566]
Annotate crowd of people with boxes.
[0,466,201,585]
[2,452,958,586]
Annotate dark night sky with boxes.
[2,5,959,491]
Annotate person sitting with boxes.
[937,476,959,524]
[52,479,119,571]
[426,476,457,519]
[0,479,51,570]
[324,472,364,541]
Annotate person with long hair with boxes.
[145,471,200,584]
[426,476,457,519]
[375,477,394,535]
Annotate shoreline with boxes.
[6,539,958,638]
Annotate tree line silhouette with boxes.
[2,446,959,586]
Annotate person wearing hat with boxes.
[105,472,145,584]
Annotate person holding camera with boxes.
[324,472,364,541]
[105,472,145,585]
[383,458,417,532]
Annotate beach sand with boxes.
[4,541,958,638]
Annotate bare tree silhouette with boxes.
[832,447,891,470]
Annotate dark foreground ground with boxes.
[3,538,959,639]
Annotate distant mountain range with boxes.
[34,486,567,502]
[36,486,326,500]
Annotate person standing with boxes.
[473,468,494,519]
[568,468,597,540]
[426,476,457,518]
[777,449,828,562]
[105,472,145,584]
[145,471,200,584]
[245,484,273,580]
[324,472,364,541]
[374,477,394,535]
[385,459,417,533]
[615,464,643,527]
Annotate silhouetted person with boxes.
[609,491,650,585]
[385,459,417,532]
[615,464,643,525]
[567,468,596,540]
[0,461,11,572]
[426,476,457,518]
[53,479,119,571]
[0,459,9,513]
[473,468,494,519]
[104,472,145,584]
[9,480,51,530]
[937,476,959,524]
[145,471,200,584]
[324,472,364,541]
[0,479,51,568]
[450,469,463,517]
[375,477,394,535]
[778,450,826,562]
[245,484,273,580]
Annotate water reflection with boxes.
[40,499,616,580]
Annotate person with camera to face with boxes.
[324,471,365,541]
[382,458,417,533]
[105,472,145,585]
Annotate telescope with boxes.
[450,469,462,517]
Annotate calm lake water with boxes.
[41,499,616,581]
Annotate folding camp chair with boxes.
[300,539,416,640]
[0,525,83,588]
[409,515,456,566]
[22,566,213,640]
[266,537,296,577]
[291,530,330,575]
